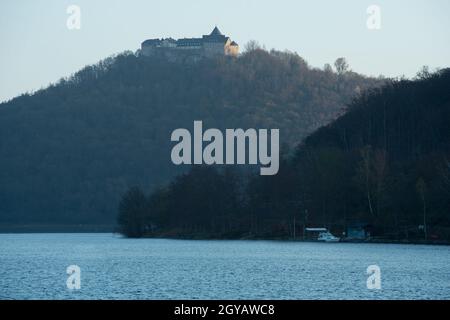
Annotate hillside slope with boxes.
[0,49,380,225]
[286,69,450,238]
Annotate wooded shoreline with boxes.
[1,225,448,245]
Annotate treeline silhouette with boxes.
[0,48,380,226]
[118,69,450,241]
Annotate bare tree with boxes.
[244,40,262,52]
[416,65,431,79]
[439,158,450,195]
[416,178,427,240]
[374,149,387,217]
[323,63,333,73]
[357,146,375,217]
[334,57,349,75]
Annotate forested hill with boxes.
[117,69,450,241]
[0,49,381,225]
[288,69,450,237]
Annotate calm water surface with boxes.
[0,233,449,299]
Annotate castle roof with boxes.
[202,27,227,43]
[230,41,238,46]
[210,26,223,36]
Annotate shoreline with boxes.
[1,225,448,246]
[139,234,450,246]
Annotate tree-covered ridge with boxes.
[118,69,450,241]
[0,49,381,225]
[290,69,450,236]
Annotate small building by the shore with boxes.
[346,223,373,240]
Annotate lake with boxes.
[0,233,449,299]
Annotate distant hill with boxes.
[0,49,381,225]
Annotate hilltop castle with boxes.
[141,27,239,62]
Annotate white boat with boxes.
[317,231,340,242]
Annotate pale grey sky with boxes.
[1,0,449,103]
